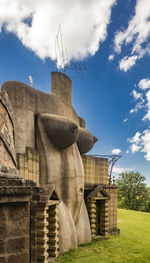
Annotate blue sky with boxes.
[0,0,150,184]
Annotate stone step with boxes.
[37,221,49,227]
[36,214,49,220]
[37,244,49,251]
[37,229,49,235]
[37,251,49,258]
[37,237,49,244]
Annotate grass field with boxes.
[56,209,150,263]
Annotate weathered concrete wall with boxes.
[0,71,119,260]
[1,77,79,154]
[1,72,97,253]
[51,71,72,106]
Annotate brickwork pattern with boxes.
[87,199,96,237]
[36,202,59,263]
[36,204,49,263]
[87,198,109,237]
[100,200,109,236]
[30,202,37,263]
[82,155,109,185]
[47,204,59,258]
[17,147,39,185]
[0,203,30,263]
[107,188,118,232]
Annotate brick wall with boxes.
[82,155,109,185]
[0,203,30,263]
[0,174,34,263]
[0,99,16,169]
[107,187,118,232]
[17,147,40,186]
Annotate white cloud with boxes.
[143,109,150,121]
[128,128,150,161]
[129,78,150,120]
[138,78,150,90]
[130,143,142,153]
[123,118,128,123]
[141,129,150,161]
[113,166,132,174]
[114,0,150,71]
[131,89,142,101]
[142,90,150,120]
[108,54,114,61]
[129,99,145,114]
[128,131,141,144]
[119,55,138,72]
[111,148,121,155]
[0,0,116,66]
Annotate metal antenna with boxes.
[55,24,66,69]
[54,25,89,80]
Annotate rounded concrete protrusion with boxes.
[76,200,91,245]
[51,72,72,106]
[58,202,78,253]
[39,113,79,149]
[77,128,98,154]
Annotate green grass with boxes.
[56,209,150,263]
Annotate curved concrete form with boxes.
[1,72,97,253]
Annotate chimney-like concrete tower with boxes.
[51,72,72,106]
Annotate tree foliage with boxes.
[116,172,149,211]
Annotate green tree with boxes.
[116,172,149,211]
[145,187,150,212]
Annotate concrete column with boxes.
[87,198,96,237]
[51,72,72,106]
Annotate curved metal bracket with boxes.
[90,154,122,181]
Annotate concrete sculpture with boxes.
[0,72,119,263]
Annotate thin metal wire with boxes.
[54,24,89,80]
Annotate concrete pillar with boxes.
[51,72,72,106]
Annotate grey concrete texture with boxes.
[1,71,97,251]
[58,201,78,253]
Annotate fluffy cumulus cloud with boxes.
[0,0,116,66]
[128,131,142,152]
[119,56,138,72]
[113,166,132,174]
[128,79,150,161]
[108,54,114,61]
[129,78,150,120]
[131,89,142,101]
[129,99,145,114]
[141,129,150,161]
[139,78,150,90]
[111,148,121,155]
[112,0,150,71]
[143,90,150,120]
[129,131,141,144]
[128,128,150,161]
[123,118,128,123]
